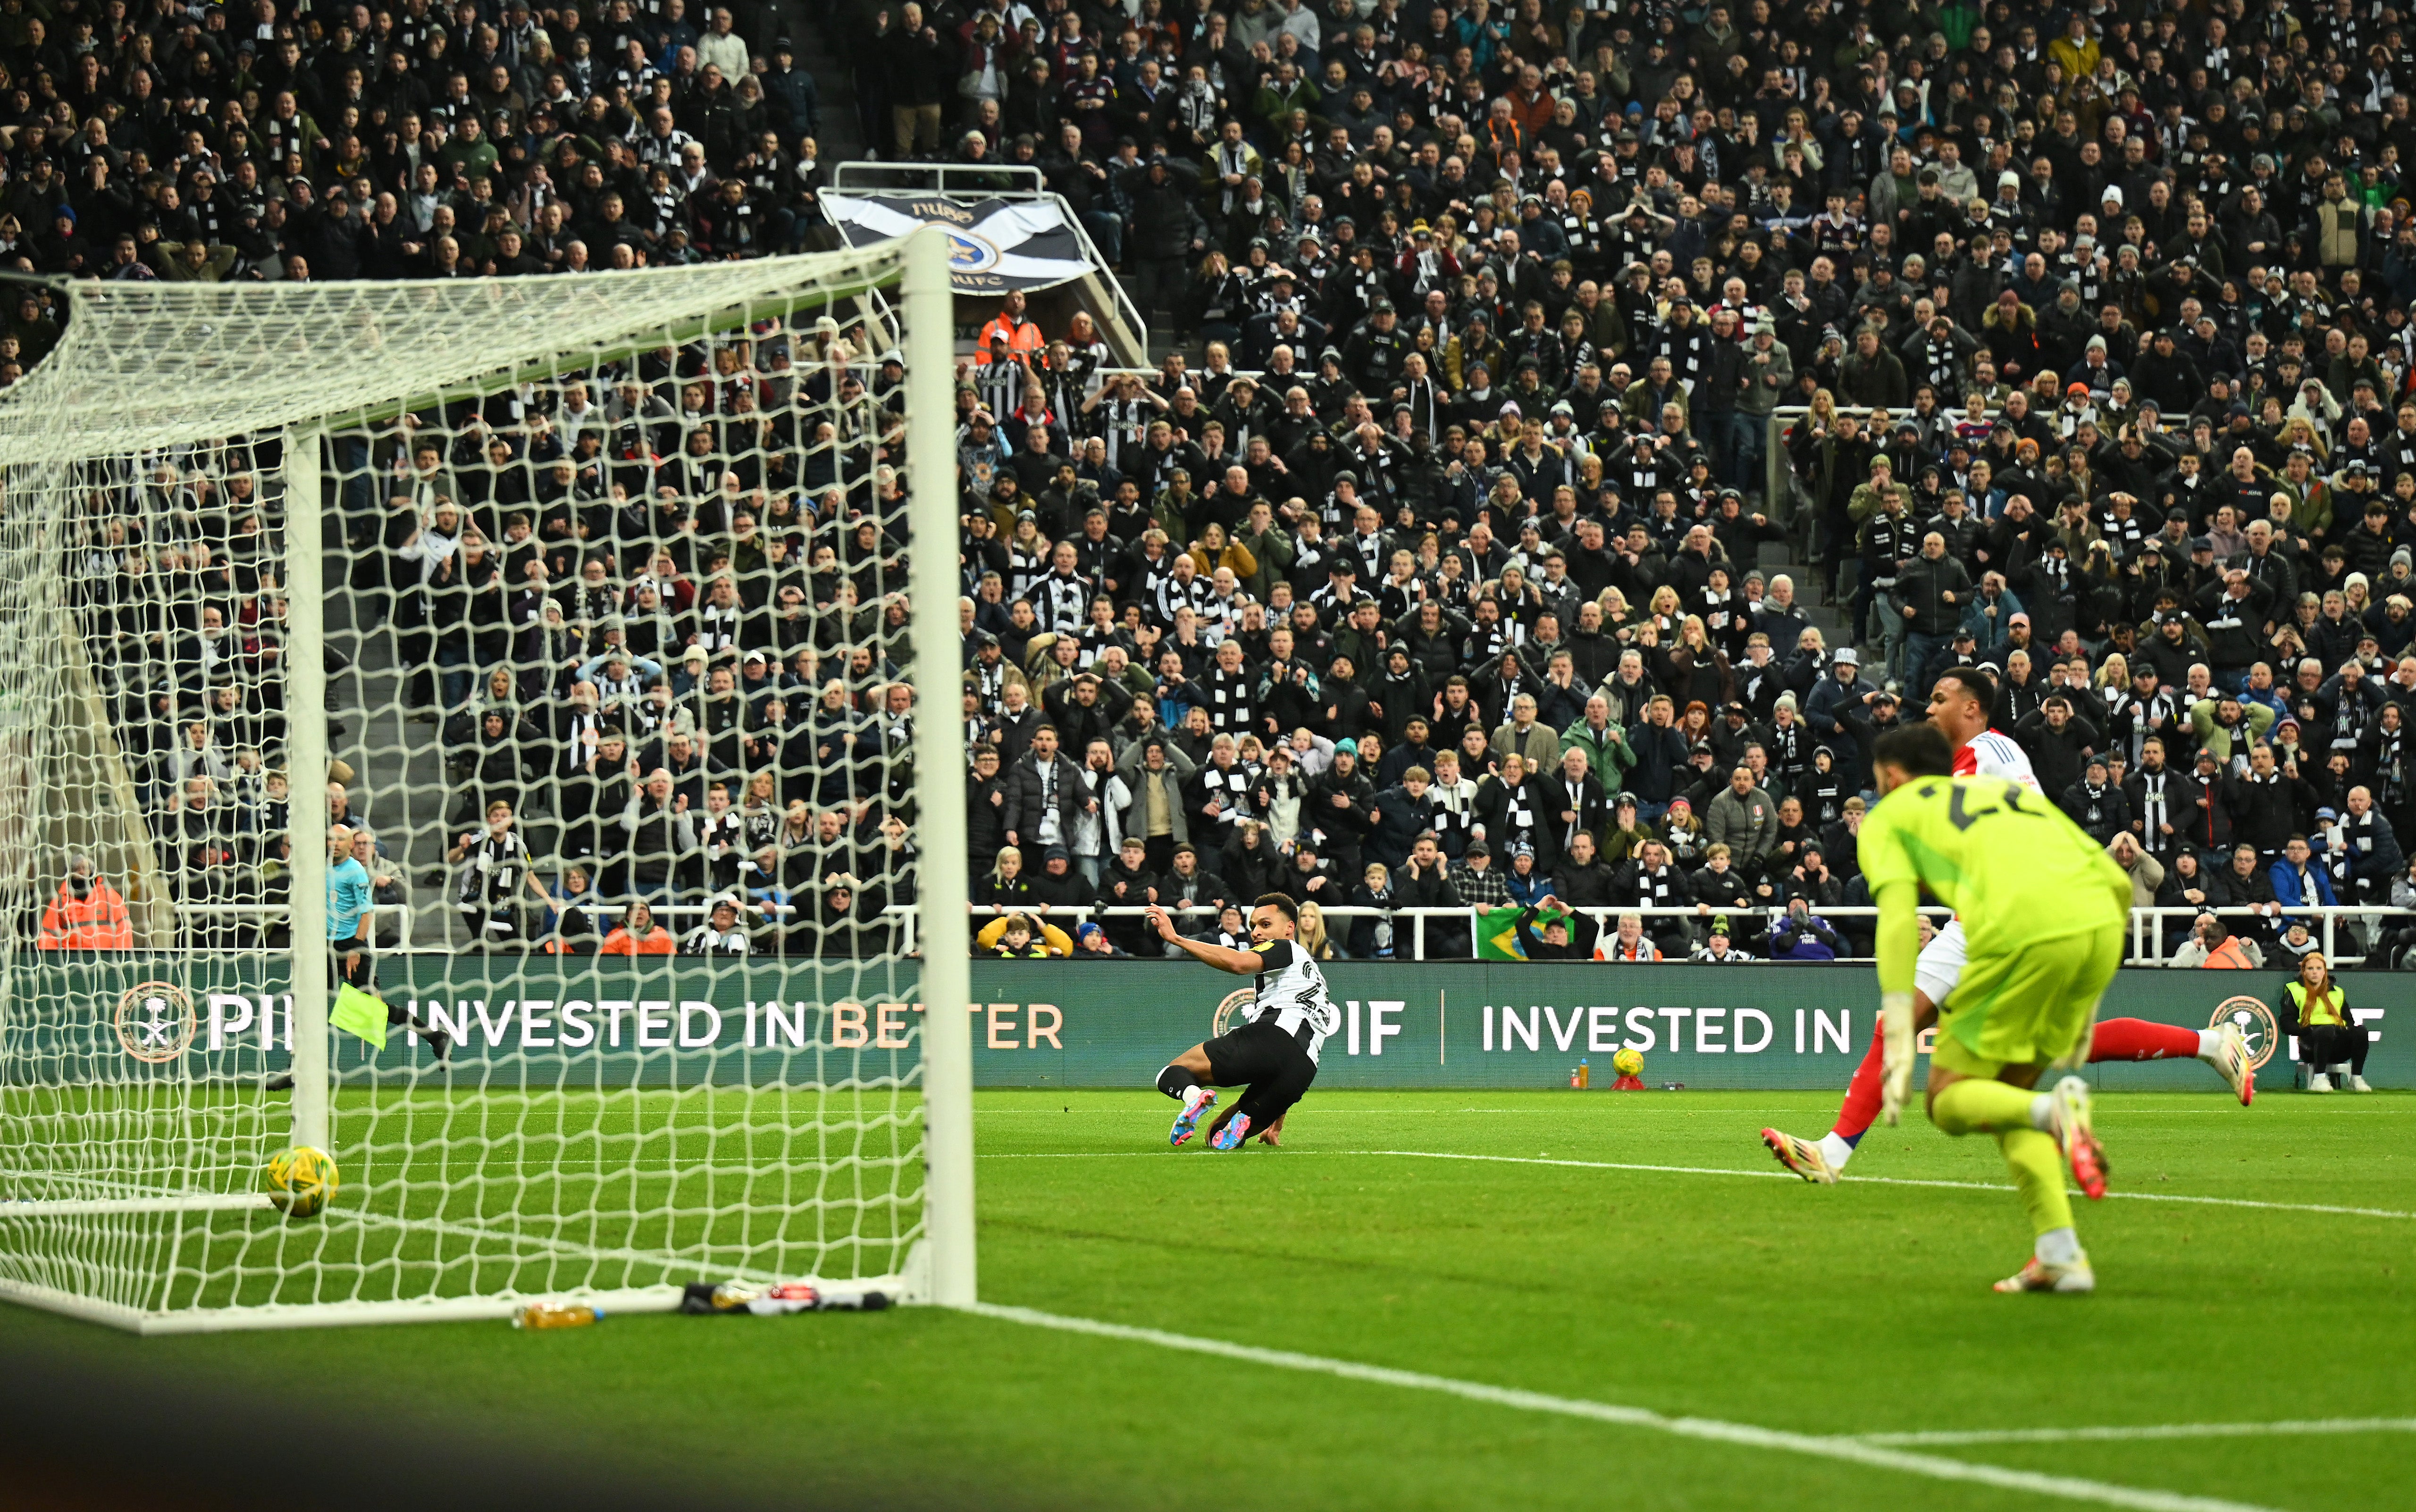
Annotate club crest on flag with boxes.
[945,231,1003,272]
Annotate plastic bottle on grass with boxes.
[513,1302,601,1329]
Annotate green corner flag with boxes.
[331,983,389,1049]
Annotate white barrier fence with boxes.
[155,900,2397,966]
[935,902,2409,967]
[168,902,415,942]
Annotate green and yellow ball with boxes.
[265,1146,339,1219]
[1611,1047,1645,1078]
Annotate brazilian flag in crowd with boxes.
[1476,906,1571,961]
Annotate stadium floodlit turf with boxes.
[7,1087,2412,1512]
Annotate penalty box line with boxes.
[982,1149,2416,1221]
[969,1302,2279,1512]
[1855,1419,2416,1447]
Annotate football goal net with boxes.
[0,231,974,1332]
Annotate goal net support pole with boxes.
[286,424,331,1157]
[903,227,977,1310]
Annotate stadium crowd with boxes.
[921,0,2416,965]
[9,0,2416,969]
[0,0,825,302]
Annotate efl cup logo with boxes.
[115,981,196,1064]
[1212,987,1254,1038]
[2212,995,2280,1070]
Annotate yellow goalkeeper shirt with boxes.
[1859,774,2131,998]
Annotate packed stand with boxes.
[921,0,2416,963]
[0,0,830,293]
[11,0,2416,966]
[56,314,926,958]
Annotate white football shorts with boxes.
[1915,916,1966,1008]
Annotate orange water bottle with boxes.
[513,1302,601,1329]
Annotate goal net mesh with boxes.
[0,245,949,1328]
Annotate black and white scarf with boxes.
[2134,768,2175,854]
[1629,861,1681,908]
[1202,666,1257,735]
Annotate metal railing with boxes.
[567,900,797,924]
[831,162,1049,196]
[170,902,415,940]
[134,898,2402,967]
[939,900,2411,966]
[2126,905,2404,968]
[823,160,1152,368]
[1763,399,2190,521]
[939,901,1939,961]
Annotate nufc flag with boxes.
[820,193,1098,293]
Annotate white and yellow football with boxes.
[265,1145,339,1219]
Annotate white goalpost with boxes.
[0,230,973,1331]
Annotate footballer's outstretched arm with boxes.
[1873,878,1922,1125]
[1147,904,1261,974]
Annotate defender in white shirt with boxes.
[1147,892,1337,1151]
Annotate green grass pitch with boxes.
[7,1086,2413,1511]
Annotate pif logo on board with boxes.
[115,981,195,1063]
[2211,995,2280,1070]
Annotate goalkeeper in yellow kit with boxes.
[1862,725,2132,1293]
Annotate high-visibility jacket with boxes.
[976,312,1044,356]
[599,927,676,955]
[2285,980,2347,1028]
[2198,935,2257,969]
[37,879,134,950]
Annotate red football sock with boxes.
[2088,1018,2201,1062]
[1831,1019,1888,1144]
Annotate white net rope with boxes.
[0,246,902,467]
[0,246,940,1323]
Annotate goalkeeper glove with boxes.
[1879,991,1916,1127]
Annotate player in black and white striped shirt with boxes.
[1148,892,1336,1150]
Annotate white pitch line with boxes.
[980,1148,2416,1221]
[1854,1419,2416,1448]
[1356,1149,2416,1221]
[969,1302,2277,1512]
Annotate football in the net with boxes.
[266,1146,339,1219]
[1611,1048,1645,1078]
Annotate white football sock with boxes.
[2197,1028,2224,1059]
[1183,1084,1210,1113]
[2028,1093,2055,1131]
[2035,1226,2082,1266]
[1819,1132,1855,1170]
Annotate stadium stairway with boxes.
[319,541,461,952]
[1762,540,1854,655]
[787,1,867,167]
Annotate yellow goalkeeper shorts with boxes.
[1933,919,2125,1078]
